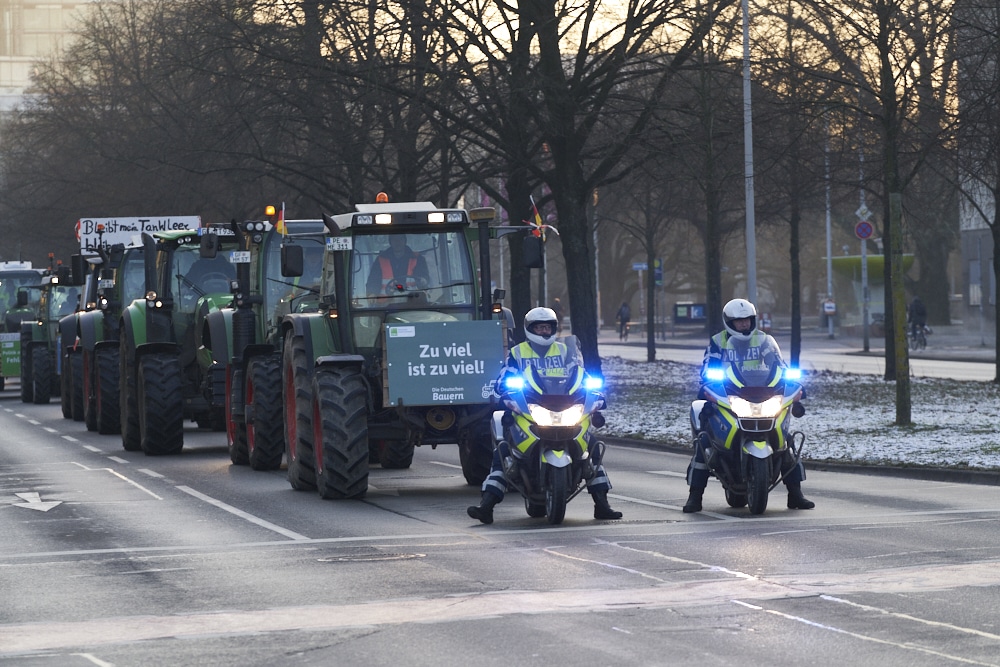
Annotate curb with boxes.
[603,436,1000,487]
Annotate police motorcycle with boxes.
[689,336,806,515]
[492,337,607,525]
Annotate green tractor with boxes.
[280,200,507,499]
[66,243,145,433]
[0,261,46,391]
[119,227,239,454]
[207,212,326,470]
[19,266,82,404]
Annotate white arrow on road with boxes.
[13,492,62,512]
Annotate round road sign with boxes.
[855,220,873,240]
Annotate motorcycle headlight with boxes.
[728,395,783,418]
[528,403,585,427]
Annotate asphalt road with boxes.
[2,394,999,667]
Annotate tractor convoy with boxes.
[6,199,512,501]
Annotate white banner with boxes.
[77,216,202,253]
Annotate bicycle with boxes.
[909,324,928,351]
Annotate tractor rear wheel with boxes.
[119,336,140,450]
[283,334,316,490]
[247,353,283,471]
[69,351,84,422]
[137,353,184,455]
[95,347,120,435]
[227,367,249,465]
[30,346,51,404]
[311,366,368,500]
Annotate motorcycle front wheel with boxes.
[746,456,770,515]
[545,466,570,525]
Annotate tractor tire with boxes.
[377,439,414,469]
[19,342,32,403]
[30,346,52,404]
[283,334,316,490]
[60,353,72,419]
[227,367,249,465]
[82,351,97,431]
[137,353,184,455]
[94,347,120,435]
[458,421,493,486]
[119,335,140,451]
[69,351,84,422]
[311,366,369,500]
[19,330,32,403]
[247,354,284,471]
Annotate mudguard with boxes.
[77,309,106,352]
[541,449,572,468]
[283,312,335,366]
[203,308,233,365]
[742,439,773,459]
[58,314,78,352]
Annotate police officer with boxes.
[683,298,815,513]
[467,307,623,524]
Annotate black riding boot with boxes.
[786,484,815,510]
[682,487,705,513]
[592,491,623,520]
[467,492,500,524]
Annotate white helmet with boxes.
[524,307,559,347]
[722,298,757,341]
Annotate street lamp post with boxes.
[742,0,757,305]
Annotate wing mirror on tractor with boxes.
[281,244,304,278]
[56,265,73,285]
[200,232,219,259]
[71,254,86,286]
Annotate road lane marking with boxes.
[821,594,1000,641]
[62,435,79,442]
[429,461,462,470]
[138,468,164,478]
[743,602,997,666]
[648,470,686,478]
[176,485,309,541]
[107,456,128,464]
[608,493,735,519]
[82,445,101,452]
[43,427,58,433]
[105,469,163,500]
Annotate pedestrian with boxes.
[908,295,927,340]
[616,301,631,341]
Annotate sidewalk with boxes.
[597,322,997,364]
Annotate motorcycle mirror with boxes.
[792,401,806,418]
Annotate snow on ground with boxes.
[599,356,1000,470]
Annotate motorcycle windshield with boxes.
[523,337,585,399]
[724,336,783,388]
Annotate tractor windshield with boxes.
[261,235,324,321]
[116,248,146,305]
[348,230,476,348]
[167,244,237,315]
[350,230,474,308]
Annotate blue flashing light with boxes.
[704,368,725,382]
[784,368,802,380]
[584,375,604,391]
[504,376,525,391]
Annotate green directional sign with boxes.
[384,320,505,406]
